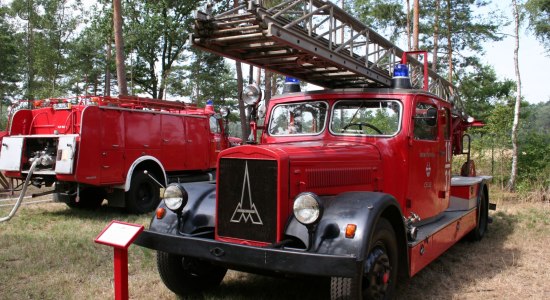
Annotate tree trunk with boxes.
[446,0,453,82]
[265,70,272,105]
[235,0,248,140]
[113,0,128,96]
[406,0,411,50]
[105,40,112,96]
[413,0,419,51]
[432,0,440,71]
[508,0,522,191]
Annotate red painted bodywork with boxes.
[214,88,484,275]
[2,96,236,190]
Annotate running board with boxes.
[407,208,478,276]
[408,209,475,248]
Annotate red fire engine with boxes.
[135,1,495,298]
[0,96,239,214]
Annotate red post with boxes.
[114,248,129,300]
[95,220,143,300]
[402,51,429,91]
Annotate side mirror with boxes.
[426,107,437,126]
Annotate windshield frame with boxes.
[329,99,403,138]
[267,100,329,137]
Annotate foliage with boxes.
[458,64,516,121]
[352,0,407,41]
[123,0,198,99]
[0,5,21,100]
[525,0,550,52]
[10,0,83,99]
[168,49,237,107]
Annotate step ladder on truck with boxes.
[135,1,496,299]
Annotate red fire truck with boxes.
[0,96,239,214]
[135,1,495,298]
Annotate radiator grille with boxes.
[217,158,278,243]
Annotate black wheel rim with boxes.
[363,244,391,299]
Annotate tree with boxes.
[113,0,128,95]
[458,64,516,121]
[121,0,198,99]
[168,49,236,106]
[508,0,523,191]
[352,0,407,41]
[420,0,504,78]
[9,0,83,99]
[525,0,550,51]
[0,5,20,100]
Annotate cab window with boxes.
[209,116,220,134]
[330,99,401,136]
[413,103,438,140]
[268,101,328,136]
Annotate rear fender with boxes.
[148,181,217,236]
[285,192,407,260]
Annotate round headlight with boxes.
[293,192,322,226]
[163,185,188,211]
[242,84,261,106]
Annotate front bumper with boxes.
[134,230,361,278]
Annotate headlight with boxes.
[293,192,322,226]
[242,84,261,106]
[163,185,188,211]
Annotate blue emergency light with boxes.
[283,76,301,93]
[391,64,412,89]
[393,64,409,77]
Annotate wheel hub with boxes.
[364,246,391,298]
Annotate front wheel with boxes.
[331,218,398,300]
[125,172,160,214]
[157,251,227,296]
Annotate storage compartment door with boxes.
[0,137,24,171]
[55,135,77,174]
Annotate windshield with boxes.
[268,101,328,136]
[330,100,401,136]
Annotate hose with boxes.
[0,158,41,223]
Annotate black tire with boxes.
[467,189,488,241]
[331,218,398,300]
[157,251,227,296]
[66,188,105,209]
[126,171,160,214]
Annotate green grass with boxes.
[1,197,550,299]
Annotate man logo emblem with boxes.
[230,161,263,225]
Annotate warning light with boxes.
[283,76,301,93]
[205,99,214,113]
[393,64,409,77]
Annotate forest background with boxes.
[0,0,548,195]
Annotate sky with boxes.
[480,2,550,104]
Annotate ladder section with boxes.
[192,0,459,107]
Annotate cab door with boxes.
[407,96,443,220]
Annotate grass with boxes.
[1,191,549,299]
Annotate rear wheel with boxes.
[331,218,398,300]
[468,189,488,241]
[126,172,160,214]
[66,187,105,209]
[157,251,227,296]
